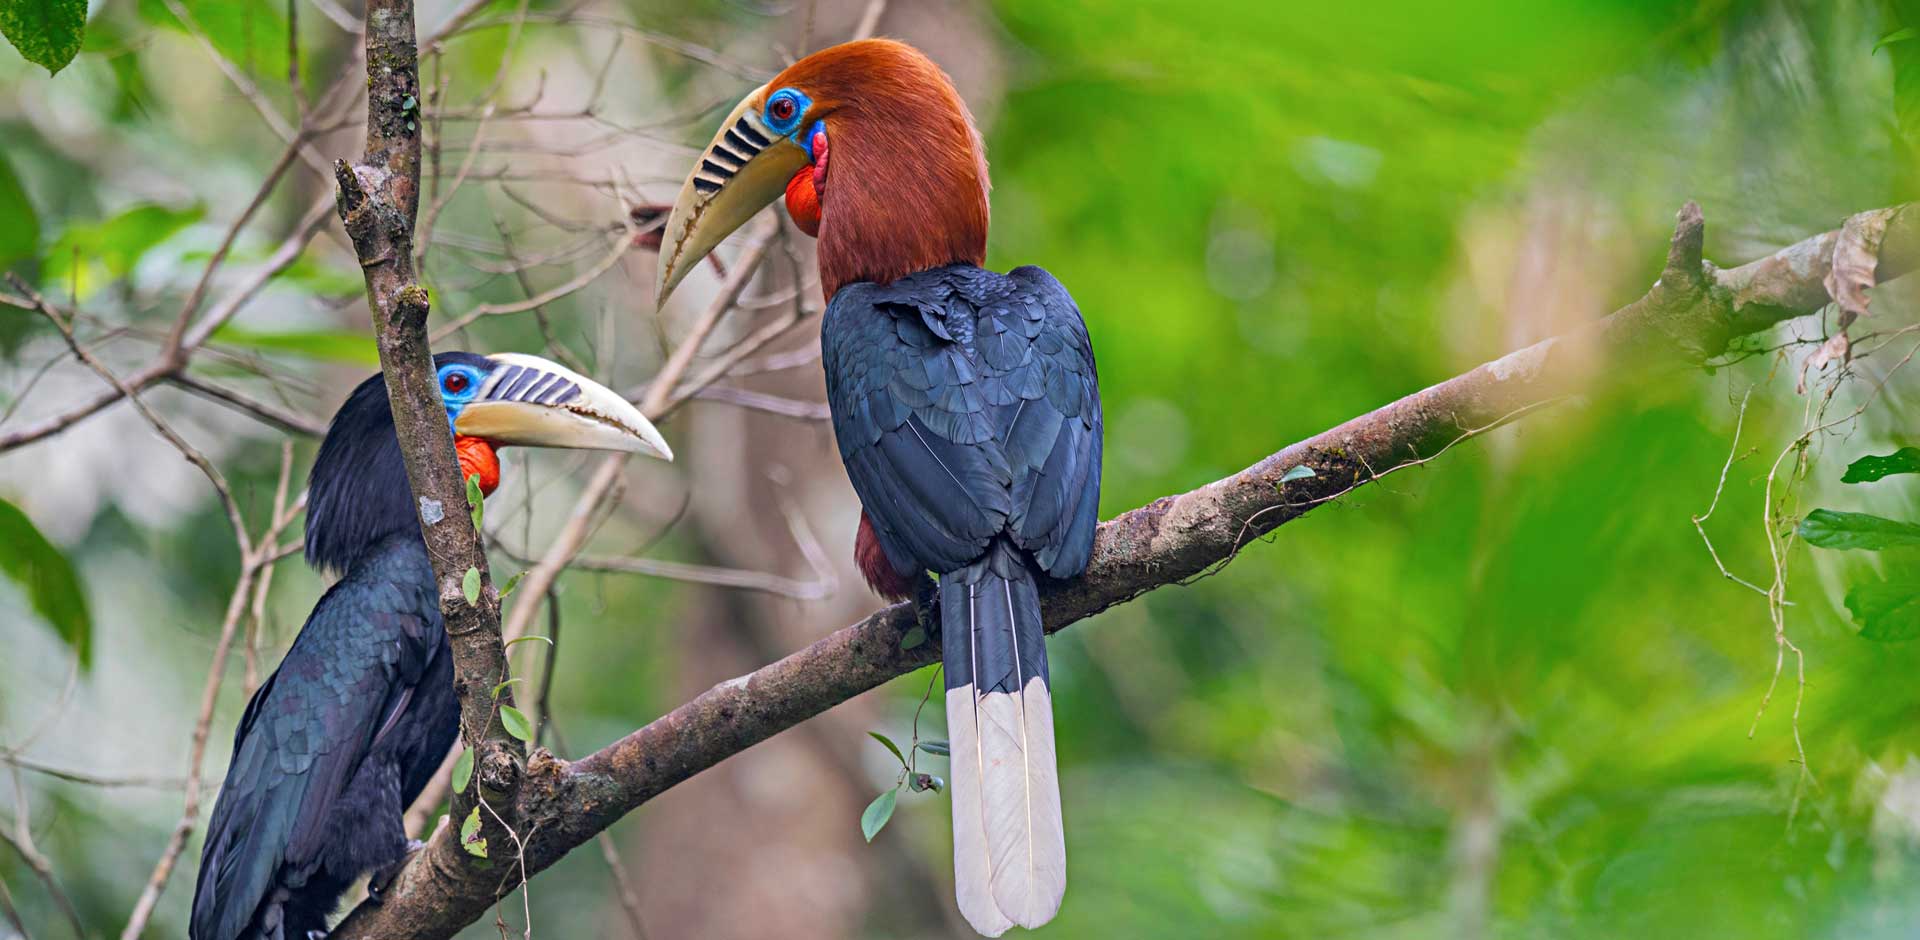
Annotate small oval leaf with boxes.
[868,731,906,767]
[451,746,475,793]
[466,473,484,530]
[916,740,950,757]
[459,805,488,857]
[860,787,898,843]
[1280,465,1317,483]
[499,704,533,742]
[462,566,482,606]
[499,571,526,599]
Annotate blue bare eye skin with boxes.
[804,120,827,162]
[764,87,813,137]
[436,363,485,419]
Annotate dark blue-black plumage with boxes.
[821,264,1102,696]
[190,353,493,940]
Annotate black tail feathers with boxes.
[940,538,1048,698]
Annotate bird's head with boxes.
[655,39,989,305]
[305,352,671,574]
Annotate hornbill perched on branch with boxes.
[189,353,671,940]
[658,39,1104,936]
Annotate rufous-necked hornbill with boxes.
[188,353,671,940]
[656,39,1102,936]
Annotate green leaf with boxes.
[466,474,484,530]
[1842,448,1920,484]
[0,0,87,74]
[43,203,203,299]
[0,497,90,667]
[1893,18,1920,150]
[272,254,365,295]
[183,248,363,296]
[1847,578,1920,641]
[207,325,380,366]
[916,739,950,757]
[462,566,481,606]
[491,677,522,699]
[137,0,290,83]
[900,626,926,651]
[868,731,906,767]
[451,746,475,793]
[1280,465,1317,483]
[499,704,533,742]
[498,571,526,599]
[860,787,898,843]
[1798,509,1920,551]
[459,806,487,858]
[0,154,39,268]
[503,632,550,650]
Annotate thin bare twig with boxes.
[167,372,329,438]
[0,823,82,940]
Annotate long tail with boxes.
[941,539,1065,936]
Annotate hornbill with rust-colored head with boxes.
[188,353,671,940]
[658,39,1103,936]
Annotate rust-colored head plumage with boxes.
[654,40,990,306]
[768,39,990,297]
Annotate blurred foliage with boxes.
[0,0,1918,939]
[0,495,89,666]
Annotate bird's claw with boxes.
[367,839,426,905]
[913,574,940,641]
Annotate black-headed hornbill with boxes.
[188,353,671,940]
[657,39,1104,936]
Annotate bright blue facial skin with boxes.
[436,362,486,426]
[764,87,814,141]
[803,119,827,162]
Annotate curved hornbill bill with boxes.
[188,353,671,940]
[657,39,1103,936]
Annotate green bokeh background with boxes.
[3,0,1919,938]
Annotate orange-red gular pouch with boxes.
[784,123,828,238]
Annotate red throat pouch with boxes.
[455,436,501,496]
[785,167,821,238]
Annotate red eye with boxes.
[770,97,795,122]
[444,372,469,394]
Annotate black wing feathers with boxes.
[191,537,441,940]
[823,264,1101,582]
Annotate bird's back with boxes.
[821,263,1103,583]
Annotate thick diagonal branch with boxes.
[331,204,1915,939]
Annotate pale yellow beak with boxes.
[454,353,673,461]
[654,83,810,308]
